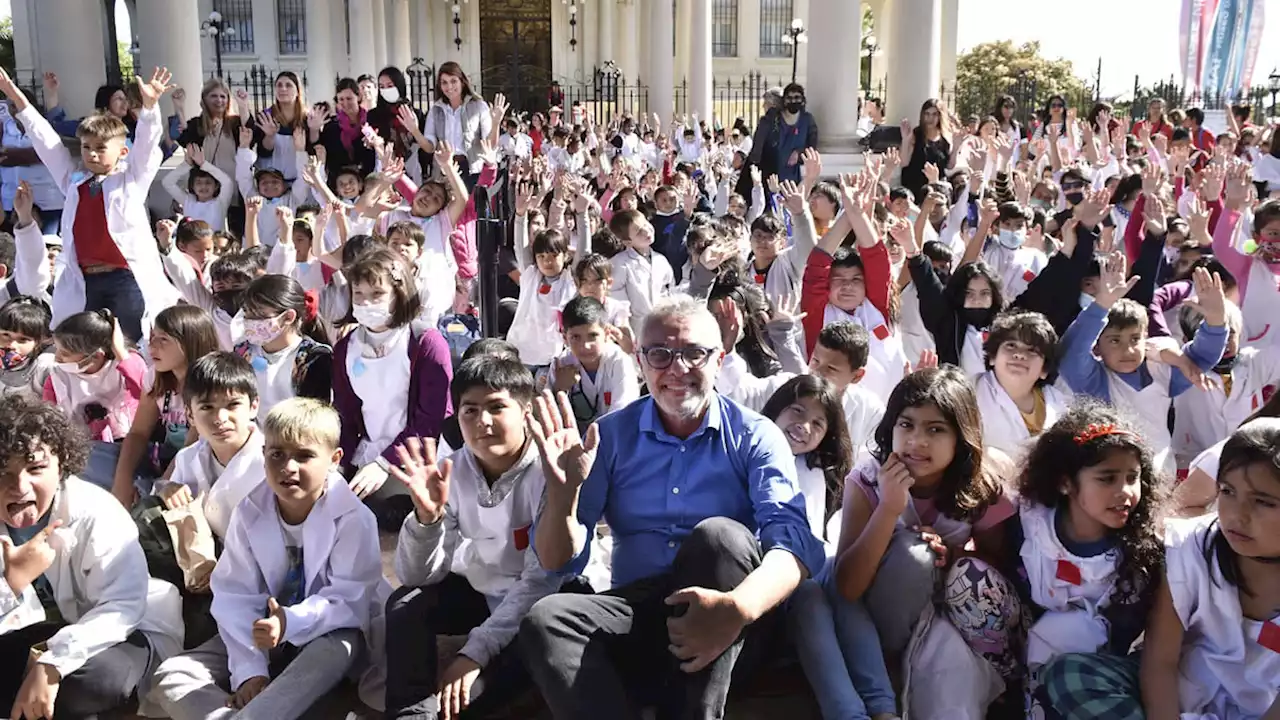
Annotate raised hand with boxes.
[1223,160,1253,210]
[257,111,279,138]
[767,292,807,325]
[801,147,822,186]
[307,104,330,132]
[1185,265,1227,328]
[245,196,264,218]
[528,390,599,495]
[0,519,61,595]
[923,161,940,185]
[387,437,452,525]
[0,68,27,107]
[490,92,510,124]
[779,179,806,215]
[1092,253,1138,310]
[239,125,254,149]
[877,453,915,515]
[13,181,33,226]
[252,597,286,650]
[477,137,500,168]
[1186,195,1211,243]
[137,66,175,109]
[154,218,177,251]
[186,143,206,167]
[1072,186,1111,230]
[1200,162,1226,201]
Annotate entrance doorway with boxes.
[479,0,553,114]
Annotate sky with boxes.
[2,0,1278,99]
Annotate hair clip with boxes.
[1073,423,1132,445]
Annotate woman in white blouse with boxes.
[422,62,492,180]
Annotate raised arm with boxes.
[0,69,74,188]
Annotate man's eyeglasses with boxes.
[641,345,717,370]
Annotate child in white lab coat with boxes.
[507,182,582,370]
[547,296,640,431]
[235,125,311,248]
[1005,400,1163,717]
[161,144,235,231]
[153,397,386,719]
[608,208,675,338]
[0,395,182,719]
[1050,420,1280,718]
[384,356,570,718]
[974,310,1071,459]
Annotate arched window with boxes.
[758,0,794,58]
[713,0,738,57]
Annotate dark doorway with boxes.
[479,0,553,114]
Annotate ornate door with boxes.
[480,0,554,114]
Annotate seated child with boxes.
[162,143,234,231]
[608,208,674,338]
[572,252,632,342]
[234,125,310,248]
[508,184,581,370]
[975,310,1071,458]
[158,219,218,303]
[43,309,146,491]
[384,355,572,719]
[548,296,640,430]
[0,395,182,718]
[153,398,387,719]
[0,295,53,400]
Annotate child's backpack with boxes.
[437,310,482,365]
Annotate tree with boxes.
[954,41,1092,128]
[0,18,14,75]
[117,41,134,80]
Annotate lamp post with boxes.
[1270,69,1280,121]
[200,11,236,79]
[452,2,463,51]
[567,0,579,52]
[780,18,807,85]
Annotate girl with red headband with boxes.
[231,273,332,421]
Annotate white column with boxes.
[36,0,106,116]
[388,0,412,69]
[940,0,959,90]
[617,1,638,79]
[689,0,712,121]
[413,0,435,66]
[675,0,691,89]
[804,0,860,149]
[887,0,940,124]
[598,0,616,64]
[329,0,349,78]
[647,0,674,118]
[252,0,279,69]
[303,0,335,100]
[11,0,38,77]
[738,0,760,74]
[136,0,203,109]
[372,0,388,70]
[348,0,378,77]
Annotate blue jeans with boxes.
[788,558,898,720]
[82,268,145,342]
[83,440,122,492]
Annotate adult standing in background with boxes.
[176,78,245,232]
[765,83,818,185]
[739,87,783,202]
[368,66,428,180]
[899,98,952,198]
[315,78,377,185]
[252,71,308,182]
[423,63,494,184]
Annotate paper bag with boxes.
[162,502,217,591]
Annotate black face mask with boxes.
[1213,354,1238,375]
[1064,191,1085,206]
[785,101,805,114]
[961,307,995,329]
[213,288,243,317]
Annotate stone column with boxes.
[135,0,203,107]
[887,0,940,124]
[303,0,335,101]
[688,0,712,122]
[647,0,674,119]
[36,0,107,116]
[413,0,435,68]
[388,0,412,69]
[372,0,388,70]
[617,1,638,80]
[329,0,350,78]
[348,0,378,77]
[940,0,959,91]
[675,0,691,91]
[598,0,616,64]
[804,0,861,151]
[11,0,38,78]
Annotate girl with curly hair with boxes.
[1008,399,1165,718]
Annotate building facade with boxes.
[11,0,957,157]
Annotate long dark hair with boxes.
[708,270,781,378]
[434,61,478,104]
[1018,398,1165,610]
[871,366,1000,522]
[1040,95,1068,126]
[991,94,1019,132]
[151,305,221,396]
[762,375,852,520]
[945,261,1005,315]
[1204,419,1280,594]
[241,275,332,347]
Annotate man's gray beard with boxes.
[656,386,712,421]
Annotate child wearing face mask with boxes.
[232,274,332,420]
[1061,262,1229,478]
[162,143,234,231]
[765,375,900,720]
[332,249,453,531]
[1210,170,1280,348]
[0,295,53,400]
[1004,401,1163,717]
[235,125,311,248]
[42,309,147,491]
[969,201,1046,303]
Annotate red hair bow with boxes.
[1073,423,1131,445]
[303,290,320,323]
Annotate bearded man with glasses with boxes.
[518,295,824,718]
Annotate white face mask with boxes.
[55,360,84,375]
[1079,292,1094,310]
[353,300,394,329]
[997,228,1027,249]
[379,87,401,104]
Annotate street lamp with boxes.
[780,18,807,84]
[567,0,578,52]
[452,3,463,51]
[1269,69,1280,120]
[200,11,236,79]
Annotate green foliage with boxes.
[118,41,134,80]
[953,41,1092,126]
[0,18,14,75]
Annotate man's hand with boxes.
[387,437,452,525]
[0,520,61,596]
[665,587,751,672]
[9,662,60,720]
[252,597,286,650]
[227,676,269,709]
[137,67,175,110]
[528,390,599,496]
[438,655,482,720]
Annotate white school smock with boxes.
[1240,258,1280,349]
[959,325,988,378]
[610,247,674,338]
[161,159,235,231]
[379,209,458,330]
[210,474,389,692]
[1166,514,1280,719]
[234,148,311,248]
[347,325,412,467]
[898,282,937,364]
[1173,348,1280,467]
[507,266,576,366]
[249,336,305,421]
[981,239,1048,303]
[0,478,183,717]
[162,428,267,540]
[794,456,842,553]
[1105,361,1177,477]
[823,302,907,401]
[553,342,641,419]
[1018,502,1120,668]
[976,371,1070,459]
[17,104,181,330]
